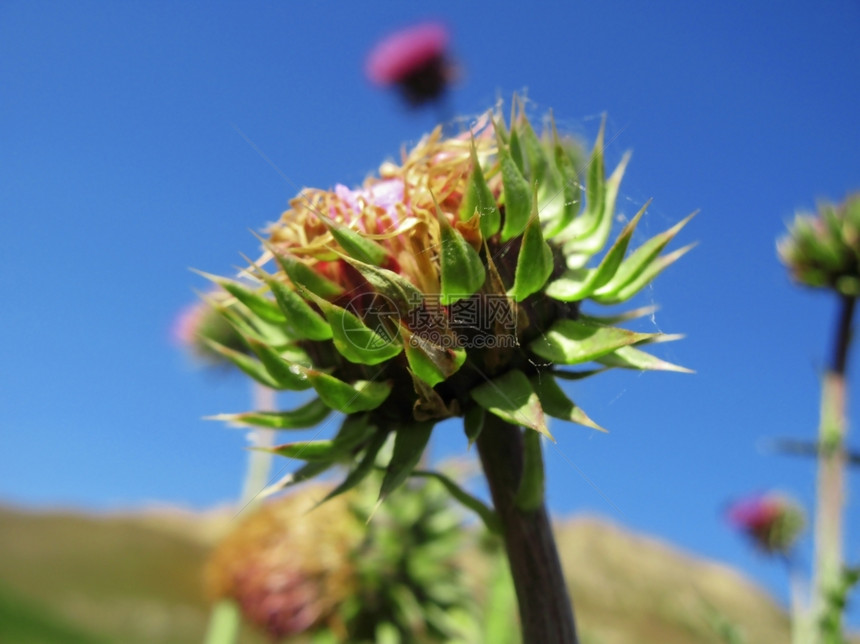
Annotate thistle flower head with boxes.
[206,486,360,639]
[365,22,453,107]
[778,192,860,296]
[727,493,805,555]
[202,99,692,505]
[207,477,477,641]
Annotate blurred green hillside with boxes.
[0,504,814,643]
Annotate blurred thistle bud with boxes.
[347,474,478,642]
[366,22,454,107]
[206,486,361,639]
[207,476,478,642]
[778,192,860,297]
[202,97,692,511]
[172,292,248,366]
[727,493,806,555]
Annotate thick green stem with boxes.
[812,293,855,641]
[476,414,579,644]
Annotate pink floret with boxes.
[335,179,405,226]
[366,23,449,85]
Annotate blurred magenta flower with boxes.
[171,294,247,365]
[207,486,360,639]
[207,478,478,641]
[365,22,453,107]
[728,493,805,555]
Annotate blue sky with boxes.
[2,0,859,623]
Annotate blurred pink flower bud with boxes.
[365,22,453,107]
[727,493,805,555]
[171,294,248,366]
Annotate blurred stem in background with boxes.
[788,553,810,644]
[813,293,854,642]
[777,193,860,643]
[205,383,275,644]
[240,384,277,508]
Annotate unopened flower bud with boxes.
[727,493,805,555]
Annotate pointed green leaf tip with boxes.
[319,429,389,505]
[201,337,310,391]
[261,461,334,497]
[436,194,487,305]
[402,326,467,387]
[543,115,582,238]
[245,337,312,390]
[508,117,525,172]
[262,440,340,461]
[530,375,605,431]
[496,118,533,241]
[198,272,285,325]
[585,118,606,232]
[529,319,658,365]
[271,250,344,298]
[593,242,697,305]
[519,108,552,196]
[321,217,389,266]
[263,275,332,341]
[260,416,376,463]
[210,295,291,347]
[379,420,435,500]
[546,201,649,302]
[464,404,485,445]
[561,121,633,268]
[470,369,553,440]
[597,344,693,373]
[592,212,696,300]
[303,290,402,366]
[510,189,554,302]
[210,397,331,430]
[460,137,501,237]
[300,368,392,413]
[338,254,424,316]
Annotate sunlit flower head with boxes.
[201,99,692,505]
[266,119,486,295]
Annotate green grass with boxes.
[0,581,108,644]
[0,506,214,644]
